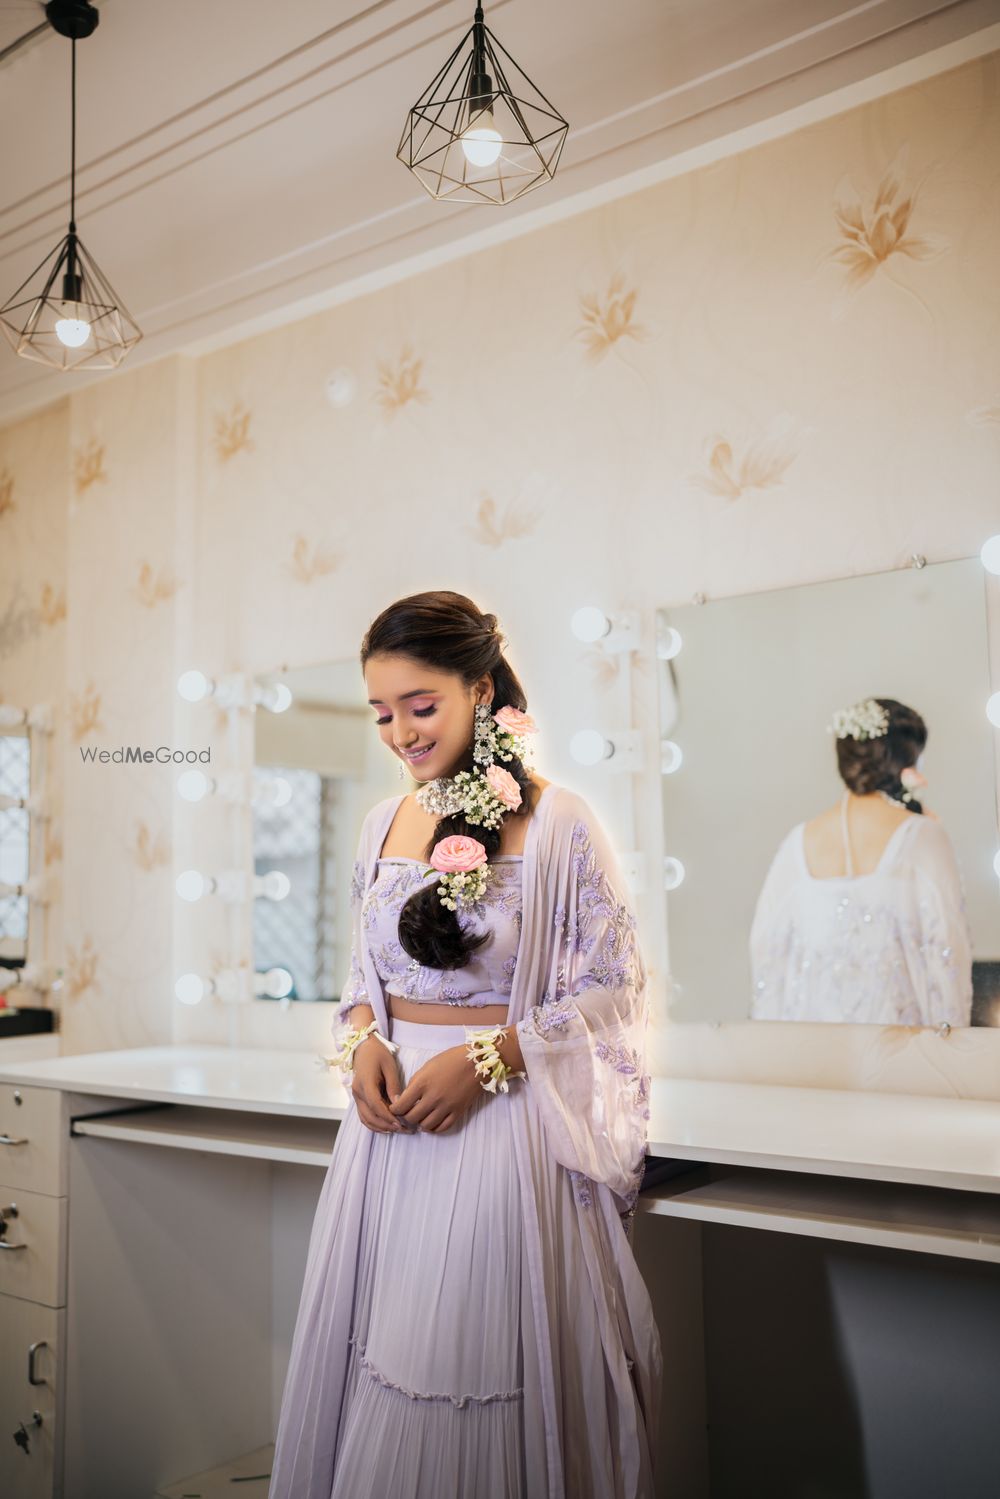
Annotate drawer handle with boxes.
[0,1133,29,1145]
[28,1340,48,1386]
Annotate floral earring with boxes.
[473,701,495,770]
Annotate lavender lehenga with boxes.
[267,782,661,1499]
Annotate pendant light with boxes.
[397,3,568,205]
[0,1,142,371]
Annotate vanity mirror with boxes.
[251,658,399,1005]
[657,556,1000,1027]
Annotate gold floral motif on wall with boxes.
[65,935,98,1000]
[374,346,430,416]
[73,438,108,495]
[214,401,254,461]
[688,416,800,500]
[0,467,14,519]
[575,274,648,361]
[133,562,180,608]
[40,583,66,627]
[286,534,340,583]
[466,491,541,548]
[133,820,170,871]
[69,680,103,741]
[826,144,947,307]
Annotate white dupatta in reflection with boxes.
[335,781,660,1497]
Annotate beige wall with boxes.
[2,51,998,1095]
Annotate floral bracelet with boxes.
[465,1024,526,1094]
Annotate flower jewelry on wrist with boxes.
[465,1024,526,1094]
[326,1018,399,1075]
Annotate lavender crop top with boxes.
[347,855,523,1013]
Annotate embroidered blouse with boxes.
[337,856,523,1021]
[749,810,974,1026]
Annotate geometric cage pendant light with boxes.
[0,1,142,371]
[397,3,568,207]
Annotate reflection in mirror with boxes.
[657,557,999,1027]
[252,659,399,1005]
[0,728,30,963]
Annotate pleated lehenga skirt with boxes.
[269,1016,533,1499]
[268,1015,658,1499]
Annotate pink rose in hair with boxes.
[486,764,523,810]
[429,835,488,873]
[900,765,928,790]
[494,705,537,736]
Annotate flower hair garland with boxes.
[415,704,538,828]
[827,697,889,741]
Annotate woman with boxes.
[268,590,661,1498]
[750,696,973,1026]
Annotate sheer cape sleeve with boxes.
[334,849,371,1028]
[514,792,652,1212]
[910,818,973,1027]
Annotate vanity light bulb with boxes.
[663,856,686,890]
[658,627,682,661]
[261,966,293,999]
[570,729,611,766]
[259,682,293,714]
[177,770,211,802]
[175,972,205,1005]
[176,869,209,902]
[980,535,1000,575]
[994,850,1000,879]
[987,692,1000,729]
[570,606,611,643]
[259,870,291,900]
[661,740,683,774]
[178,670,211,703]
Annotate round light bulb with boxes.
[570,729,610,766]
[664,856,686,890]
[461,111,502,166]
[981,535,1000,575]
[658,627,683,661]
[176,869,208,902]
[177,770,211,802]
[661,740,683,774]
[260,870,291,901]
[55,313,92,348]
[175,972,205,1005]
[178,670,210,703]
[993,850,1000,879]
[987,692,1000,729]
[262,967,294,999]
[571,606,610,643]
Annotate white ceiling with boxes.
[0,0,997,425]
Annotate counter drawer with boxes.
[0,1084,65,1197]
[0,1180,67,1308]
[0,1292,63,1499]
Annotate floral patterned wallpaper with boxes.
[1,52,998,1097]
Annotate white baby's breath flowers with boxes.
[827,698,889,742]
[431,864,490,912]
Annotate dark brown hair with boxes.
[361,590,540,969]
[835,697,927,814]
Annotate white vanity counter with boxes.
[2,1043,999,1191]
[3,1044,1000,1498]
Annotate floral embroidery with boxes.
[595,1038,651,1122]
[568,1169,593,1207]
[361,858,522,1005]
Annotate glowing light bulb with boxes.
[981,535,1000,575]
[177,770,211,802]
[987,692,1000,729]
[175,973,205,1005]
[178,670,211,703]
[664,856,686,890]
[462,110,502,166]
[54,305,91,347]
[661,740,683,774]
[176,869,210,902]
